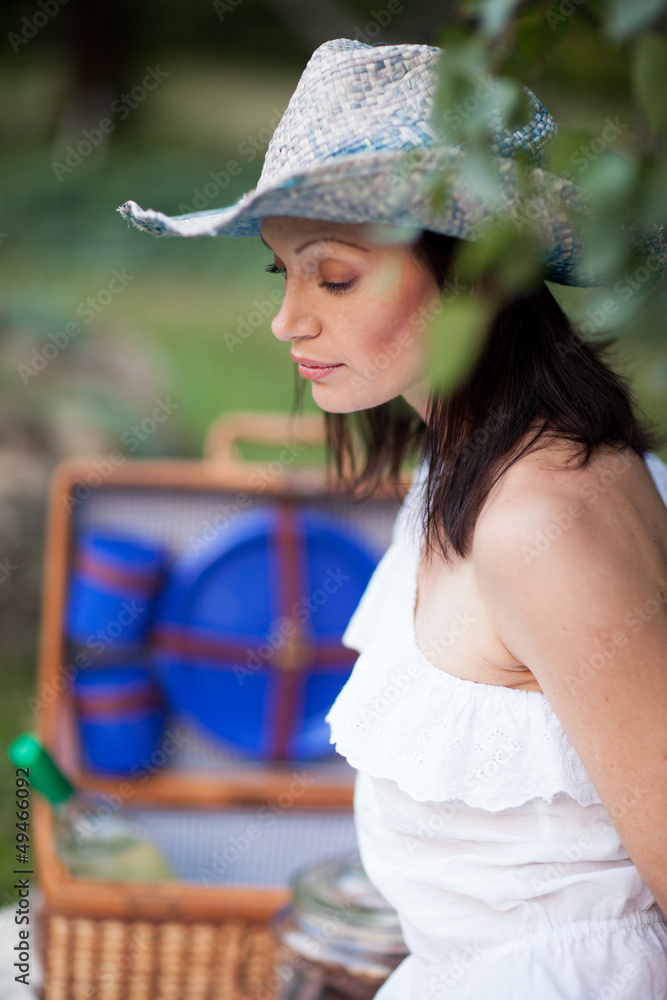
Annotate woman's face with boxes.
[260,216,442,418]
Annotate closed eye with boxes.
[265,263,355,295]
[318,279,355,295]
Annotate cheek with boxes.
[359,269,433,378]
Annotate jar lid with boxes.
[291,850,406,952]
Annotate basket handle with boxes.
[203,410,327,467]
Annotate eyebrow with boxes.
[260,235,369,255]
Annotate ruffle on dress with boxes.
[326,449,667,812]
[326,539,605,811]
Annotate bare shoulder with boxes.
[472,441,667,587]
[467,437,667,909]
[473,436,667,572]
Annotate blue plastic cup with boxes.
[74,666,166,775]
[65,530,169,648]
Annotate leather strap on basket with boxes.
[153,626,356,668]
[75,688,163,717]
[74,551,163,594]
[269,501,307,760]
[153,501,358,760]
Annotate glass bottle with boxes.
[8,732,175,880]
[271,850,409,999]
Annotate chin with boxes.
[310,391,392,415]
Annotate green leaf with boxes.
[427,295,494,393]
[604,0,667,41]
[456,221,545,295]
[479,0,523,36]
[633,32,667,132]
[575,213,635,282]
[578,150,638,203]
[637,149,667,227]
[513,4,567,66]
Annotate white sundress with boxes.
[325,450,667,999]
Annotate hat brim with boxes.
[118,147,666,288]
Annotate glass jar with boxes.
[270,849,409,1000]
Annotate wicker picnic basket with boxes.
[33,411,410,1000]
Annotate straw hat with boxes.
[117,37,665,287]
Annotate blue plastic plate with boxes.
[152,505,379,760]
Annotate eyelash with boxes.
[264,263,355,295]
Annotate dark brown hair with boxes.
[291,229,664,565]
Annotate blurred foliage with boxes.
[427,0,667,400]
[0,0,451,75]
[428,293,495,391]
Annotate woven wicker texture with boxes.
[44,915,277,1000]
[255,40,554,195]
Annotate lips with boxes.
[291,356,341,368]
[292,356,344,382]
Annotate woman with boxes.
[119,38,667,997]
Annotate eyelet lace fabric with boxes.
[326,450,667,811]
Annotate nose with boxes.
[271,283,321,342]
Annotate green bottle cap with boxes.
[8,732,75,804]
